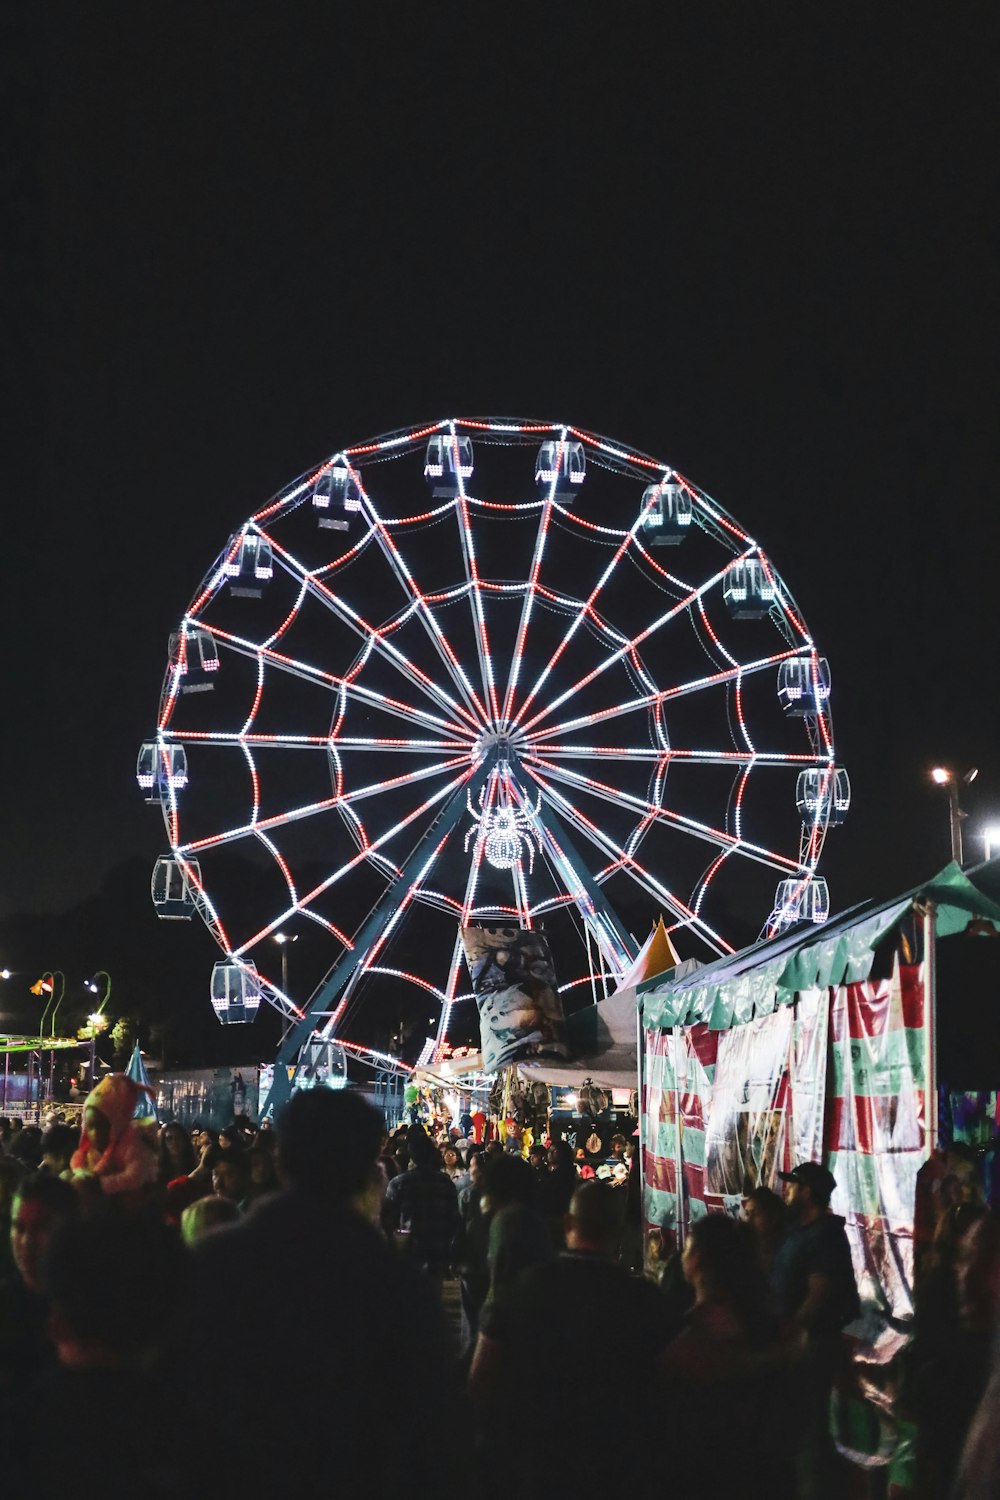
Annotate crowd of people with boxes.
[2,1083,1000,1498]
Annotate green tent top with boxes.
[639,860,1000,1033]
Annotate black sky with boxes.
[2,5,999,1035]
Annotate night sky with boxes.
[3,7,998,1056]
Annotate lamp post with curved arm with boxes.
[84,972,111,1086]
[30,971,66,1106]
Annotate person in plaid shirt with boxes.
[381,1124,461,1275]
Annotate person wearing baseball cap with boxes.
[772,1160,859,1497]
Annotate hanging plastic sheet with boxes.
[825,961,927,1320]
[641,1024,718,1272]
[704,1007,793,1214]
[789,988,829,1168]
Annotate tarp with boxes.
[126,1042,158,1123]
[518,932,701,1090]
[640,861,1000,1031]
[518,983,644,1089]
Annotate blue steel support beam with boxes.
[518,775,638,971]
[260,757,493,1118]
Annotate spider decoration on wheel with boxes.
[465,784,543,873]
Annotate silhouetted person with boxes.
[187,1091,456,1500]
[8,1205,185,1498]
[939,1211,1000,1499]
[743,1183,787,1275]
[661,1213,795,1500]
[772,1162,859,1499]
[380,1123,460,1277]
[469,1182,672,1495]
[0,1172,80,1419]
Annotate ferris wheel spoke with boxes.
[500,427,568,726]
[523,765,734,955]
[510,479,674,729]
[264,531,481,733]
[518,549,754,736]
[351,468,490,727]
[529,644,804,744]
[449,424,501,724]
[434,803,492,1056]
[176,755,471,856]
[231,764,478,957]
[538,744,819,767]
[162,729,469,754]
[197,622,474,739]
[525,755,807,875]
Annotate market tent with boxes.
[639,860,1000,1031]
[518,921,701,1090]
[637,860,1000,1318]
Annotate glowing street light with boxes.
[983,825,1000,863]
[272,932,297,995]
[83,973,111,1083]
[930,767,978,864]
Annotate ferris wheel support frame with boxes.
[259,754,494,1118]
[259,745,642,1118]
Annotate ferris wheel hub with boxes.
[473,727,527,766]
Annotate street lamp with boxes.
[930,767,979,864]
[84,973,111,1084]
[273,933,297,995]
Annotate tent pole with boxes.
[923,902,938,1155]
[673,1024,685,1252]
[636,995,645,1266]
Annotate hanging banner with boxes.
[789,988,829,1170]
[825,960,927,1319]
[461,923,567,1073]
[704,1006,793,1214]
[641,1023,718,1272]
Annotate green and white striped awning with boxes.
[639,861,1000,1033]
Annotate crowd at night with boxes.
[1,1081,999,1497]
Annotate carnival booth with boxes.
[637,861,1000,1319]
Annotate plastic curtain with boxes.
[825,960,927,1319]
[641,962,926,1315]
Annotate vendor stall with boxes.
[637,860,1000,1318]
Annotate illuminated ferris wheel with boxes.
[138,418,847,1095]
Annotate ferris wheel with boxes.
[139,418,847,1105]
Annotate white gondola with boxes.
[223,533,273,597]
[296,1034,348,1091]
[136,742,188,803]
[535,439,585,499]
[210,961,262,1024]
[638,480,693,545]
[771,876,830,929]
[313,464,362,530]
[424,435,473,497]
[796,768,851,826]
[151,857,201,919]
[723,559,778,620]
[168,629,219,692]
[777,657,831,715]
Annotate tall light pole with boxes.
[931,767,978,865]
[30,972,65,1102]
[273,933,297,995]
[84,972,111,1085]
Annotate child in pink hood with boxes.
[70,1073,159,1199]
